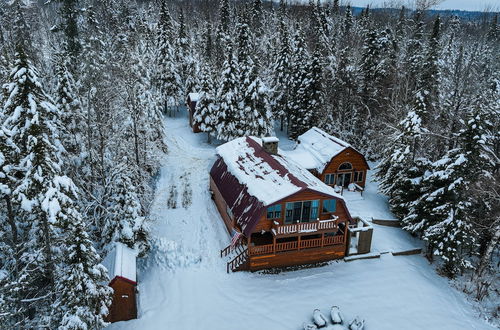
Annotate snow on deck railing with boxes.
[349,217,373,233]
[272,218,340,235]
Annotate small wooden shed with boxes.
[186,93,202,133]
[102,242,138,323]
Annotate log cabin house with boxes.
[284,127,370,189]
[102,242,138,323]
[210,136,356,272]
[186,93,201,133]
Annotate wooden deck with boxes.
[248,234,344,256]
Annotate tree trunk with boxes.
[133,113,140,167]
[207,132,211,144]
[475,220,500,279]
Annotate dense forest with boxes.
[0,0,498,328]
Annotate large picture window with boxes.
[267,204,282,219]
[324,173,335,185]
[285,200,319,224]
[322,199,337,213]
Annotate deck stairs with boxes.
[220,243,249,273]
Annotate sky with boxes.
[346,0,500,11]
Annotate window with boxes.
[322,199,337,213]
[285,200,320,224]
[338,162,353,171]
[324,173,335,185]
[354,171,364,182]
[266,204,282,219]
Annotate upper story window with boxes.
[285,200,319,224]
[267,204,282,219]
[322,199,337,213]
[338,162,353,171]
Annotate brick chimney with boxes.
[262,137,279,155]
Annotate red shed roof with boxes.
[210,137,345,236]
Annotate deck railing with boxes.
[248,233,345,256]
[275,241,298,252]
[272,218,339,236]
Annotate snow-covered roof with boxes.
[187,93,200,102]
[262,136,279,143]
[211,137,347,236]
[102,242,137,284]
[284,127,366,173]
[215,136,342,206]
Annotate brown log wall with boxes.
[253,189,350,235]
[210,176,235,234]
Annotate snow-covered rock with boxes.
[330,306,344,324]
[349,316,365,330]
[303,322,318,330]
[312,309,327,327]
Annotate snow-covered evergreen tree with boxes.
[216,40,241,141]
[377,111,426,221]
[157,1,182,115]
[287,29,311,139]
[51,178,113,330]
[54,52,82,160]
[105,164,149,255]
[193,64,218,143]
[421,150,475,276]
[270,16,291,131]
[418,15,442,123]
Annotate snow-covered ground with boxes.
[107,114,494,330]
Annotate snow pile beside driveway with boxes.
[107,115,495,330]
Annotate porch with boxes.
[248,233,345,256]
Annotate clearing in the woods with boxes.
[108,113,494,330]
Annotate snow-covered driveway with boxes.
[108,115,494,330]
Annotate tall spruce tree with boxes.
[216,40,241,141]
[270,16,291,131]
[194,64,218,143]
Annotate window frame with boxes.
[338,162,353,171]
[354,171,364,183]
[266,204,282,219]
[322,199,337,214]
[284,200,320,224]
[324,173,335,185]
